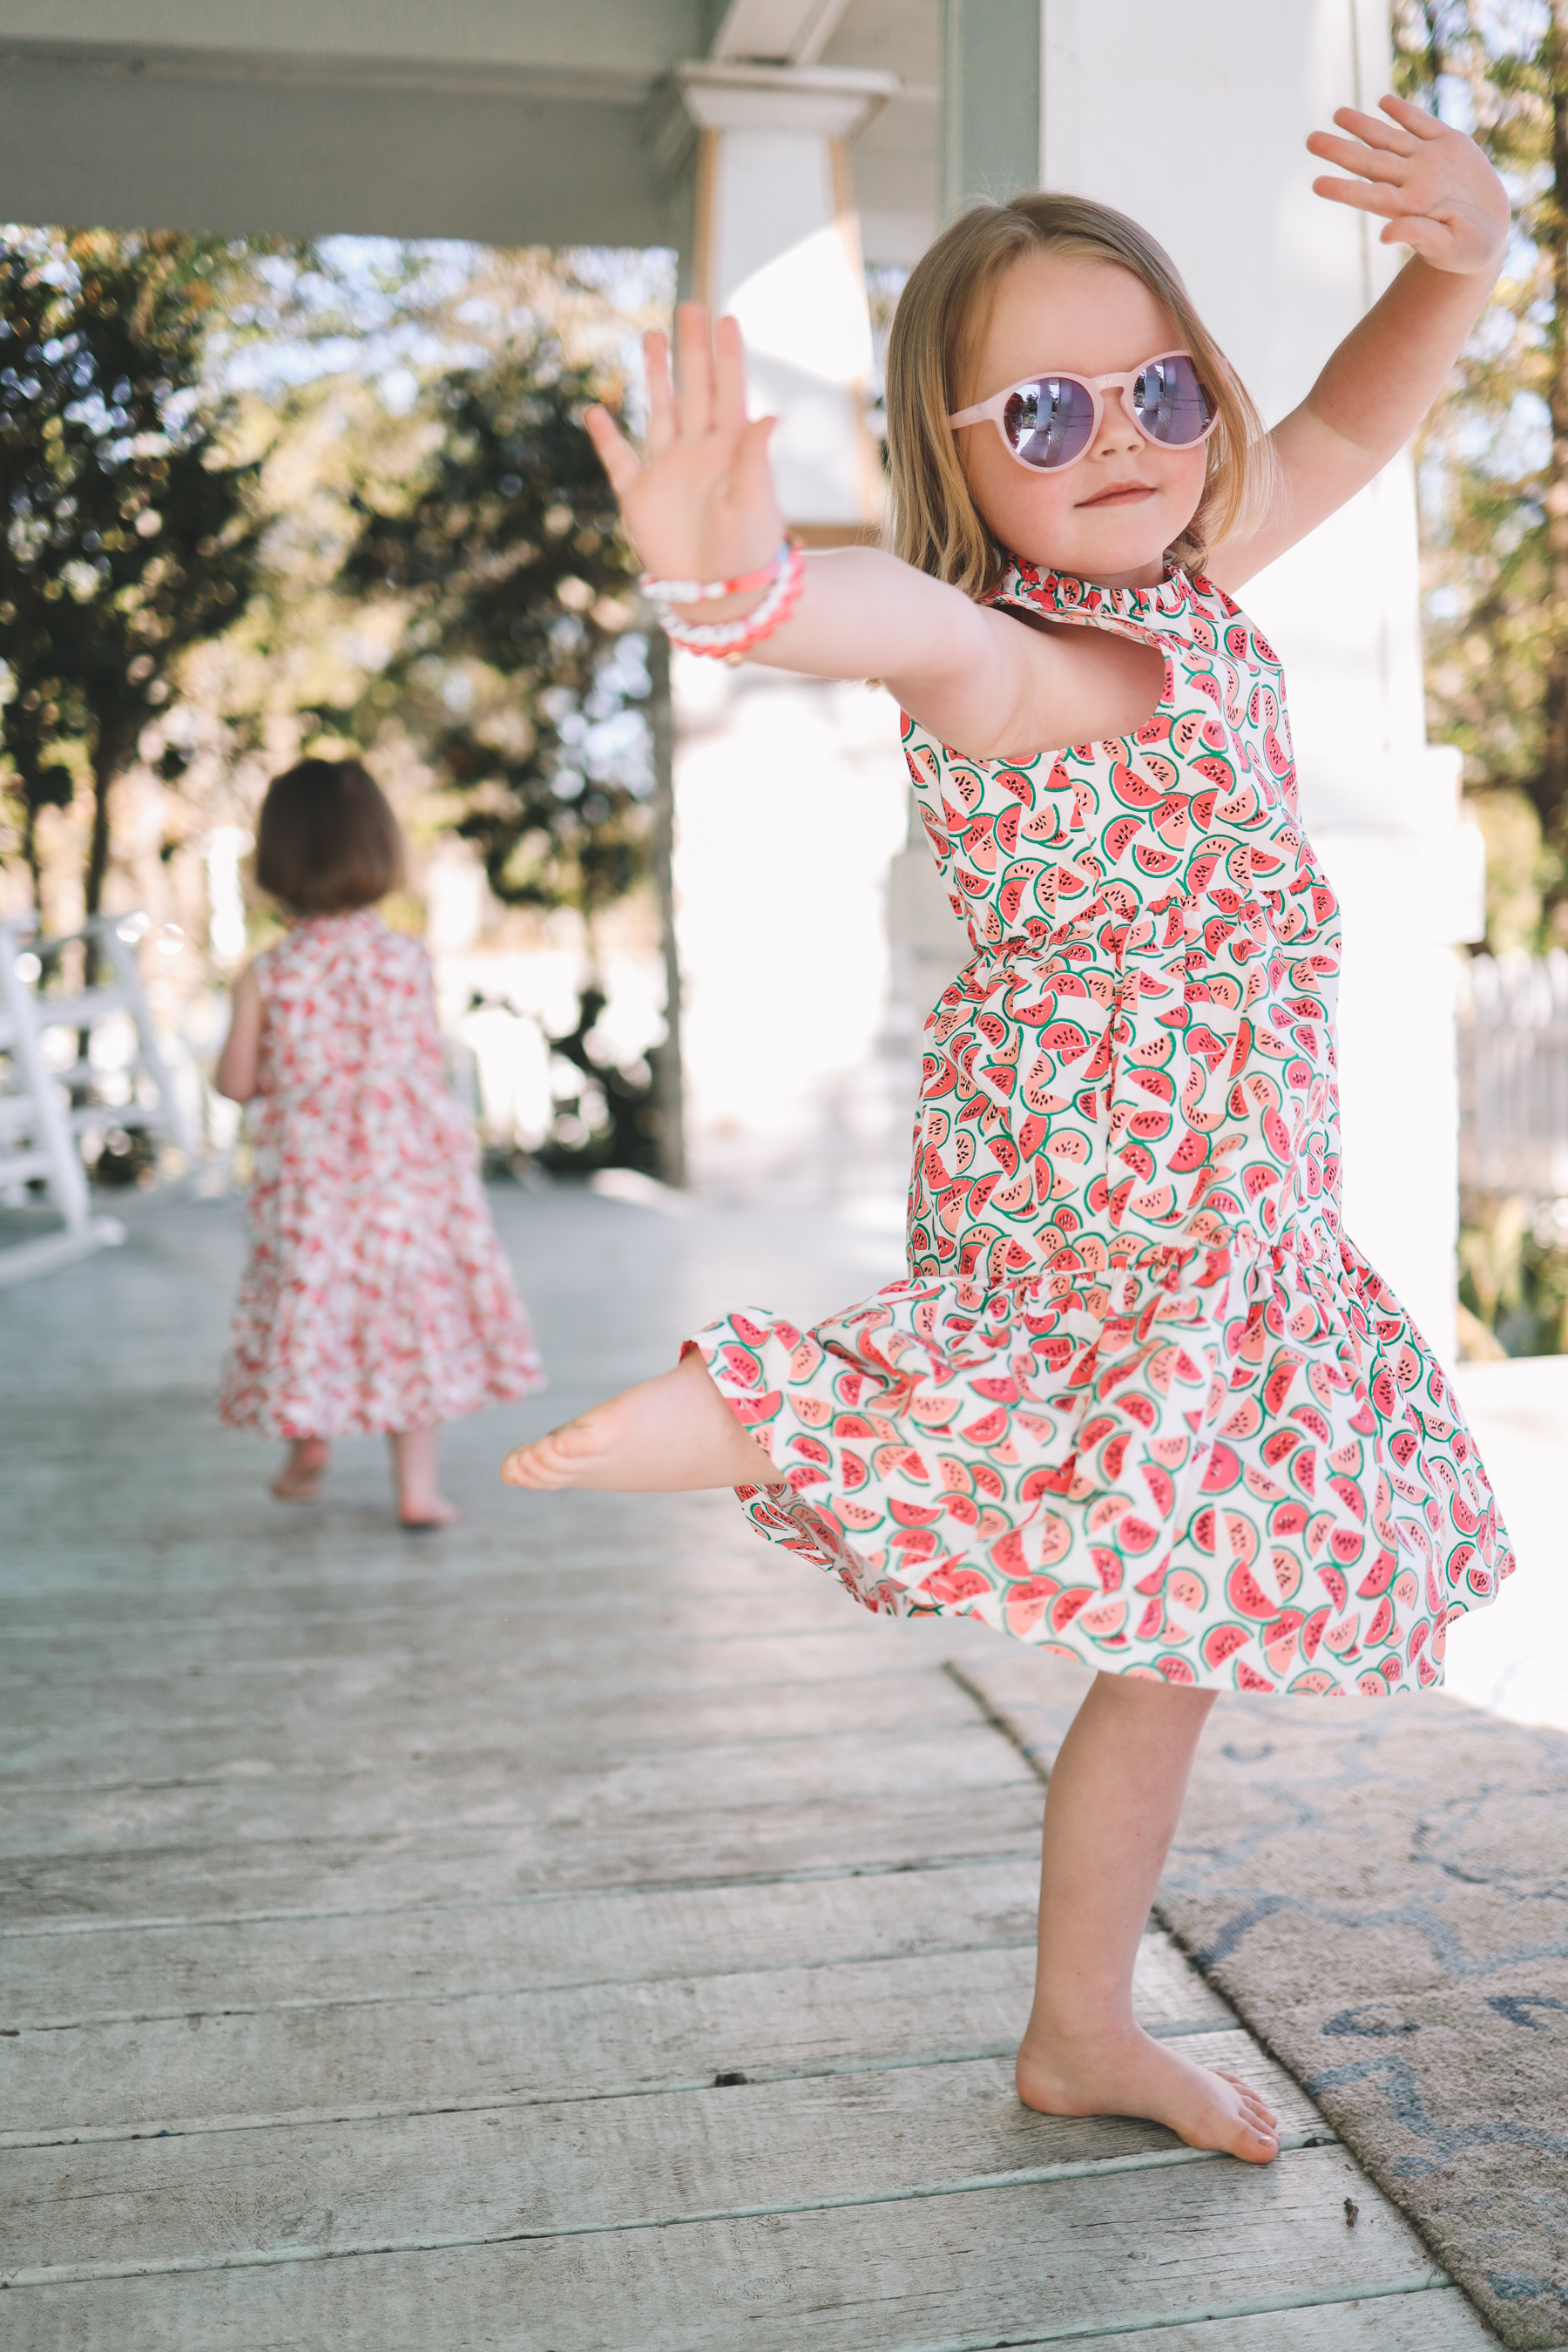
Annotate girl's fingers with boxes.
[583,405,643,497]
[713,313,750,438]
[1328,102,1416,154]
[674,301,715,440]
[1379,91,1446,139]
[1306,129,1409,185]
[1379,213,1450,257]
[643,328,678,456]
[1311,173,1409,220]
[734,411,777,485]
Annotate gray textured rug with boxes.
[956,1650,1568,2351]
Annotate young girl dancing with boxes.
[504,98,1514,2163]
[217,758,544,1526]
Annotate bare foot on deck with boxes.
[1017,2024,1280,2165]
[501,1351,784,1494]
[399,1495,460,1530]
[272,1437,330,1502]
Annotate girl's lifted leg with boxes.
[502,1349,784,1494]
[1018,1672,1280,2165]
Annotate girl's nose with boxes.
[1094,389,1144,456]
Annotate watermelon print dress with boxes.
[688,562,1513,1699]
[219,909,544,1440]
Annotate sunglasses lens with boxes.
[1131,354,1213,445]
[1003,376,1097,470]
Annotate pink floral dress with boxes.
[218,910,544,1439]
[689,564,1513,1699]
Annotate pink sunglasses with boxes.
[949,352,1218,473]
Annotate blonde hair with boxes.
[886,193,1276,598]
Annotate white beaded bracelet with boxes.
[659,543,806,660]
[640,541,792,607]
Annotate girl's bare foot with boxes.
[1016,2022,1280,2164]
[399,1495,460,1531]
[502,1350,784,1493]
[272,1436,329,1502]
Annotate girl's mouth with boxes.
[1078,483,1156,510]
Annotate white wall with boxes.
[673,660,910,1207]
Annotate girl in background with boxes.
[217,758,543,1525]
[504,98,1514,2161]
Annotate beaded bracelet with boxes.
[639,543,789,607]
[658,541,806,663]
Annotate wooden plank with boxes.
[3,1855,1041,2023]
[0,1585,870,1673]
[0,1606,993,1701]
[1,2030,1327,2277]
[0,2149,1450,2351]
[4,1827,1222,2034]
[0,1544,823,1623]
[0,1498,805,1601]
[0,1631,976,1746]
[1071,2292,1495,2349]
[0,1780,1049,1926]
[0,1722,1031,1866]
[0,1667,983,1788]
[0,1937,1230,2145]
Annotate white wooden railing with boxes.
[1456,952,1568,1199]
[0,912,197,1286]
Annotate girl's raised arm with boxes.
[214,962,262,1104]
[1208,94,1509,592]
[585,308,1125,760]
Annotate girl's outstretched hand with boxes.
[1307,92,1509,274]
[584,304,783,587]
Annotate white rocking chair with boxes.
[0,912,199,1288]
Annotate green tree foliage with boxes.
[0,230,264,910]
[343,329,667,1173]
[343,337,651,923]
[1393,3,1568,943]
[1458,1188,1568,1352]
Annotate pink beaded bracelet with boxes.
[639,544,788,606]
[658,541,806,663]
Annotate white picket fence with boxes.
[1456,952,1568,1198]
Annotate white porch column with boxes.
[677,59,894,532]
[1030,0,1477,1358]
[667,55,911,1203]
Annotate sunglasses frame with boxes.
[948,351,1220,474]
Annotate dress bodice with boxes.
[253,909,448,1110]
[902,562,1342,1287]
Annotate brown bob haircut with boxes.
[253,759,406,916]
[886,193,1276,599]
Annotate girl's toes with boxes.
[1220,2073,1276,2122]
[502,1416,605,1489]
[501,1442,553,1488]
[504,1409,618,1489]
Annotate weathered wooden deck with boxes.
[1,1186,1497,2348]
